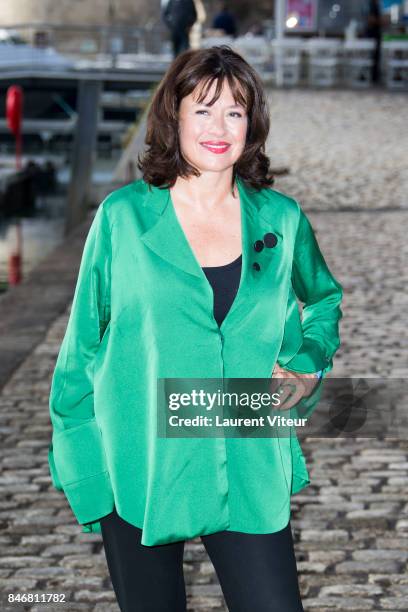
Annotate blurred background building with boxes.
[0,1,406,36]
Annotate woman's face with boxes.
[177,79,248,175]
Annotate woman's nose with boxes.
[208,115,227,135]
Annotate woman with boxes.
[48,46,343,611]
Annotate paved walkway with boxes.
[0,89,407,611]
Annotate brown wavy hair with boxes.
[137,45,274,191]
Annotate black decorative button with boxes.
[264,232,278,248]
[252,262,261,271]
[254,240,264,252]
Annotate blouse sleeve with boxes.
[280,206,344,377]
[47,201,114,525]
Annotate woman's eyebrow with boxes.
[193,102,245,108]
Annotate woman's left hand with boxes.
[271,363,321,411]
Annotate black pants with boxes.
[170,29,190,58]
[100,506,304,612]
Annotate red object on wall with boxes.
[6,85,23,170]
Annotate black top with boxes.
[202,253,242,328]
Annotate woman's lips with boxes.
[200,142,231,154]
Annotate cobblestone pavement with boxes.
[0,89,407,611]
[267,89,408,212]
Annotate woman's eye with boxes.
[195,110,243,117]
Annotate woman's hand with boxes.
[271,363,321,411]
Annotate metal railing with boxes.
[0,23,407,90]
